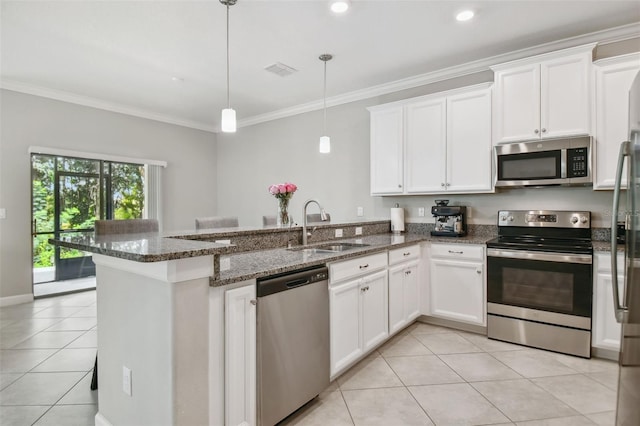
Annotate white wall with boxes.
[0,90,217,300]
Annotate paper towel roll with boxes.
[390,207,405,233]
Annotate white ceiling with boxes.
[2,1,639,132]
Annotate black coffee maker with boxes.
[431,200,467,237]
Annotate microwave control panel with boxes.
[567,148,588,178]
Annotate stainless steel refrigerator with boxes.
[611,70,640,426]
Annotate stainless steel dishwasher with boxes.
[257,265,330,426]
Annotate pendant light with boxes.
[319,54,333,154]
[220,0,237,133]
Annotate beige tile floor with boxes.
[0,291,98,426]
[282,322,620,426]
[0,290,620,426]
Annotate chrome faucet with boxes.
[302,199,328,246]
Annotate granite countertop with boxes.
[592,240,624,252]
[211,232,494,287]
[51,232,234,262]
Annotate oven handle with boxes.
[611,140,630,323]
[486,248,592,264]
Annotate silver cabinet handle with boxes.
[398,184,402,188]
[534,129,540,134]
[541,128,547,133]
[359,264,369,269]
[445,183,450,187]
[448,250,463,254]
[405,270,412,275]
[476,269,482,274]
[611,140,631,323]
[250,299,257,306]
[441,183,445,187]
[403,252,411,256]
[361,287,366,292]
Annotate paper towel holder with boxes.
[391,203,405,234]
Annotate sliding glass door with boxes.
[31,154,145,293]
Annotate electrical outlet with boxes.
[418,207,425,217]
[123,366,132,396]
[335,229,343,238]
[355,227,363,235]
[0,208,5,219]
[357,207,364,217]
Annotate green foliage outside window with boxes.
[32,155,146,268]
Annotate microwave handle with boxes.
[611,140,630,324]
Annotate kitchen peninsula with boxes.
[52,220,493,426]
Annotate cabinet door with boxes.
[594,271,624,351]
[404,262,420,323]
[225,284,257,426]
[388,264,407,335]
[540,53,591,139]
[405,98,446,193]
[361,270,389,352]
[429,258,485,325]
[330,279,362,377]
[389,262,420,335]
[446,88,493,192]
[594,55,640,189]
[493,63,540,143]
[370,107,404,195]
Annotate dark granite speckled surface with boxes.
[51,232,234,262]
[211,231,496,287]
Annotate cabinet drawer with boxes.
[431,243,484,261]
[329,252,387,284]
[388,244,421,265]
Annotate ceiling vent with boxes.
[264,62,298,77]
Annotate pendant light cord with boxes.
[323,60,327,134]
[226,3,230,109]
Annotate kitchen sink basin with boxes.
[288,242,370,254]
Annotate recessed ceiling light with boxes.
[330,1,350,14]
[456,10,474,22]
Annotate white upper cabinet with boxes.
[492,44,595,144]
[446,88,492,192]
[405,98,446,193]
[593,53,640,190]
[370,107,404,195]
[369,83,493,195]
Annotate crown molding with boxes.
[239,23,640,129]
[0,79,217,133]
[2,23,638,134]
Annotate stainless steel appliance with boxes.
[610,70,640,426]
[495,136,592,187]
[486,210,593,358]
[256,265,330,426]
[431,200,466,237]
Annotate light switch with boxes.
[357,207,364,217]
[355,227,363,235]
[335,229,343,238]
[418,207,425,217]
[0,208,5,219]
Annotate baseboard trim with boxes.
[592,346,620,362]
[95,413,113,426]
[417,315,487,335]
[0,293,34,307]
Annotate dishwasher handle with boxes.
[257,265,329,297]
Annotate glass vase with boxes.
[277,198,290,227]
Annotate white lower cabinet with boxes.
[429,243,486,326]
[388,245,421,335]
[593,252,624,353]
[329,254,389,379]
[225,283,257,426]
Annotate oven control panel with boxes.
[497,210,590,228]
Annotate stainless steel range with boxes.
[486,210,593,358]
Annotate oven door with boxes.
[487,248,592,320]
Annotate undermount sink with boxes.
[288,242,370,254]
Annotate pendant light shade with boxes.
[319,136,331,153]
[220,0,237,133]
[221,108,236,132]
[319,54,333,154]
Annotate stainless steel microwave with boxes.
[494,136,592,187]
